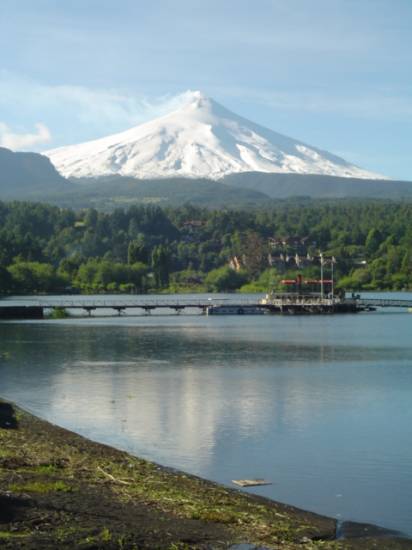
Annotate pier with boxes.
[1,295,412,319]
[356,297,412,309]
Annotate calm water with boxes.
[0,293,412,536]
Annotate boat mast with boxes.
[320,252,324,299]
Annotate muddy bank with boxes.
[0,400,410,549]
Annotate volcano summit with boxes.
[45,91,382,181]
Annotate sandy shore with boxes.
[0,399,410,549]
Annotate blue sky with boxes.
[0,0,411,180]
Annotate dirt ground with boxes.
[0,400,411,549]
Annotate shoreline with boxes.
[1,400,411,548]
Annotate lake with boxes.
[0,292,411,536]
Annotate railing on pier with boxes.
[261,292,340,307]
[263,293,412,309]
[31,298,259,309]
[356,298,412,308]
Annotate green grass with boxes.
[34,463,60,473]
[10,479,72,494]
[100,527,112,542]
[0,448,13,458]
[0,531,30,539]
[48,307,70,319]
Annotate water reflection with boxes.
[1,311,412,536]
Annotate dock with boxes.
[1,294,412,319]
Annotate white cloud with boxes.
[0,122,51,150]
[0,72,195,149]
[45,85,189,128]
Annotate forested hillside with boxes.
[0,200,411,294]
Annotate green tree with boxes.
[8,261,64,293]
[205,266,248,292]
[128,234,149,264]
[0,266,13,294]
[151,245,170,288]
[365,228,383,255]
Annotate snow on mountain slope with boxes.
[44,91,384,181]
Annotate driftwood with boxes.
[97,466,131,485]
[232,479,272,487]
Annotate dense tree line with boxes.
[0,200,411,295]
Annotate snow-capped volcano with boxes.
[45,91,383,181]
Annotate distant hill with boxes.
[223,172,412,199]
[0,147,69,199]
[1,146,412,208]
[61,173,412,209]
[38,176,271,210]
